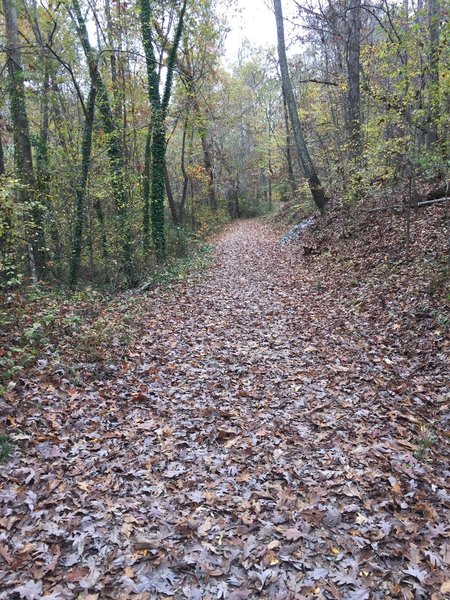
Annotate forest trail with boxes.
[1,221,449,599]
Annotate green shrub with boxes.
[0,434,14,462]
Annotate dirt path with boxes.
[1,221,449,599]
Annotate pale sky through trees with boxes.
[225,0,278,62]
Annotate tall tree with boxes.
[71,0,134,283]
[69,85,96,288]
[0,112,11,282]
[347,0,362,157]
[282,93,297,194]
[0,118,4,178]
[273,0,329,215]
[140,0,187,260]
[427,0,440,148]
[3,0,45,278]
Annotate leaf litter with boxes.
[1,220,449,599]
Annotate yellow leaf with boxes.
[198,518,212,536]
[355,513,368,525]
[273,449,283,461]
[121,522,134,537]
[332,547,340,555]
[76,481,90,492]
[304,345,317,352]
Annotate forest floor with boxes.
[1,213,450,599]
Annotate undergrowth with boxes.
[0,243,215,390]
[143,243,214,289]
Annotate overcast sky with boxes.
[224,0,278,63]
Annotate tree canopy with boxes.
[0,0,448,288]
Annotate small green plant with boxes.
[416,303,431,317]
[23,321,45,341]
[417,303,450,330]
[437,313,450,329]
[414,426,437,461]
[62,315,82,329]
[0,434,14,462]
[67,365,82,386]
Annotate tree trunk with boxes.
[71,0,134,284]
[282,93,296,193]
[180,117,190,223]
[427,0,440,148]
[273,0,329,215]
[200,130,217,210]
[35,67,52,270]
[0,117,12,283]
[268,123,273,209]
[150,119,166,261]
[3,0,44,278]
[143,125,152,254]
[104,0,121,122]
[94,199,110,272]
[0,117,5,176]
[228,183,241,219]
[140,0,186,261]
[3,0,33,181]
[69,85,96,288]
[347,0,362,157]
[25,0,65,279]
[164,166,179,225]
[154,21,218,213]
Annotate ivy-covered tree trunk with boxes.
[3,0,45,279]
[153,25,218,214]
[150,118,167,260]
[71,0,134,284]
[0,123,4,176]
[427,0,440,148]
[26,0,64,279]
[143,125,152,255]
[274,0,329,215]
[347,0,362,157]
[69,85,96,288]
[140,0,187,261]
[346,0,363,202]
[0,117,11,283]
